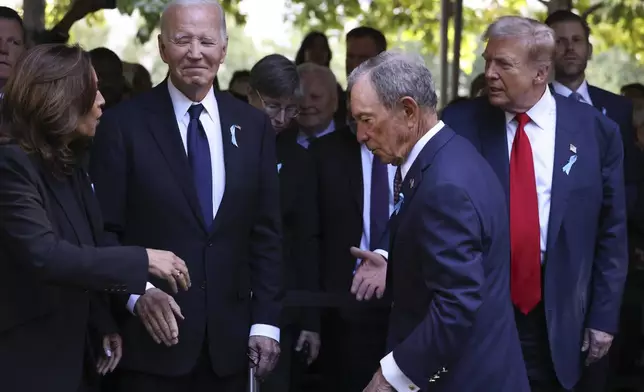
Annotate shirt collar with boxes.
[552,79,592,104]
[401,120,445,180]
[504,86,556,131]
[167,77,218,123]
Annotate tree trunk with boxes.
[22,0,46,38]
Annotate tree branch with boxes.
[582,2,606,18]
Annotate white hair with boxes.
[297,62,338,99]
[160,0,228,40]
[485,16,555,67]
[347,50,438,110]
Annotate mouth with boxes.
[488,86,503,94]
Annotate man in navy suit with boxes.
[347,51,529,392]
[544,10,640,214]
[89,0,282,391]
[442,16,628,391]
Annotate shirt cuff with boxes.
[249,324,280,343]
[380,352,419,392]
[126,282,155,314]
[374,249,389,260]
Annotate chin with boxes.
[487,94,509,109]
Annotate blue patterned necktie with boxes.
[187,104,213,227]
[370,156,389,249]
[569,92,585,103]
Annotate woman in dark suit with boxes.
[0,44,191,392]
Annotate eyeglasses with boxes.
[257,91,300,119]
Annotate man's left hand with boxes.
[363,368,394,392]
[96,333,123,375]
[582,328,614,365]
[248,336,280,379]
[295,330,320,365]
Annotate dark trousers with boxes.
[262,324,307,392]
[317,307,389,392]
[104,345,246,392]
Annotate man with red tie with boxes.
[442,16,628,391]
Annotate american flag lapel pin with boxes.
[569,144,577,154]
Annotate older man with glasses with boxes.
[248,53,321,392]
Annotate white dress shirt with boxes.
[126,78,280,342]
[357,144,397,266]
[504,87,557,262]
[297,120,335,149]
[552,79,594,106]
[378,120,445,392]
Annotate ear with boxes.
[588,42,593,60]
[220,37,228,64]
[400,96,420,128]
[158,34,169,65]
[534,62,551,85]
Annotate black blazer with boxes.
[0,143,148,391]
[277,128,320,332]
[309,127,390,309]
[89,81,283,377]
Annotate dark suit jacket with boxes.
[309,127,390,309]
[0,143,148,391]
[387,126,528,391]
[276,128,320,332]
[89,81,283,377]
[442,95,628,389]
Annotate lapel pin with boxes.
[562,154,578,175]
[409,178,415,189]
[569,144,577,154]
[277,163,282,174]
[230,125,240,147]
[601,107,607,116]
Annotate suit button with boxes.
[201,282,206,290]
[207,242,213,247]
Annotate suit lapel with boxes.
[394,127,456,224]
[479,104,510,201]
[143,82,206,230]
[347,137,364,218]
[78,170,103,244]
[209,92,243,236]
[546,96,580,249]
[37,163,83,244]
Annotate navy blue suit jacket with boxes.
[442,95,628,388]
[89,83,283,377]
[387,125,529,391]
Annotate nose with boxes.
[355,124,368,143]
[275,109,286,124]
[187,40,203,60]
[0,40,9,55]
[484,63,498,81]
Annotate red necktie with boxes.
[509,112,541,314]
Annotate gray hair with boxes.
[484,16,555,67]
[347,51,438,110]
[297,62,338,100]
[161,0,228,40]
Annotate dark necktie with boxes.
[370,156,389,249]
[187,104,213,227]
[569,92,585,103]
[393,165,403,205]
[509,112,541,314]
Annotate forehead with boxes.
[350,75,380,110]
[165,5,220,34]
[0,18,23,38]
[484,37,529,60]
[347,36,379,55]
[301,71,329,92]
[550,20,586,37]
